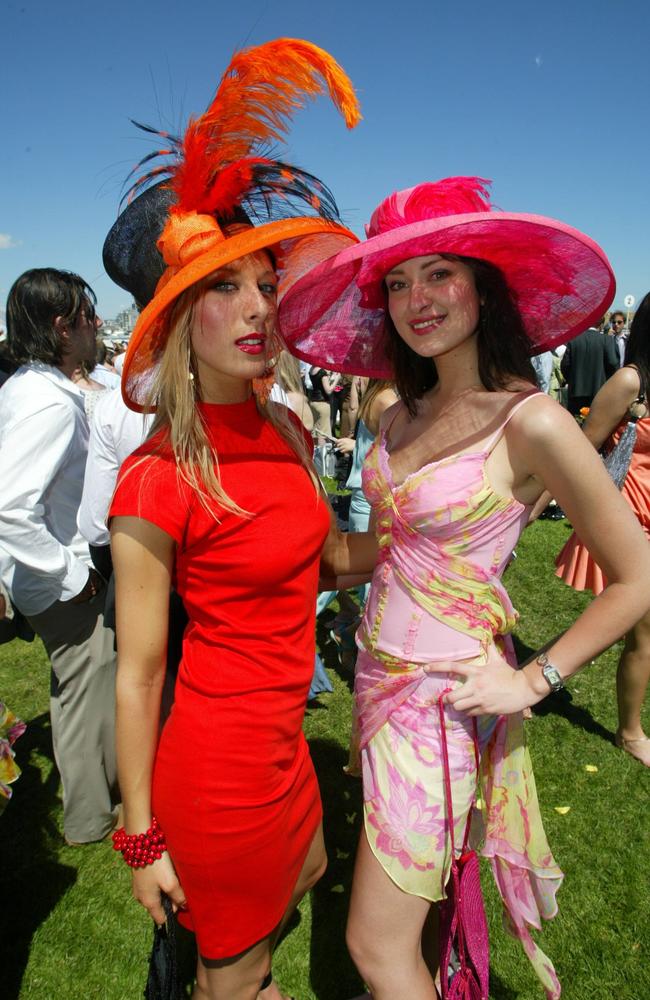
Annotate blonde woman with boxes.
[275,350,314,432]
[104,41,368,1000]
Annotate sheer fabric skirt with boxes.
[353,646,564,999]
[359,660,497,900]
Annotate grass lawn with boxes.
[0,517,648,999]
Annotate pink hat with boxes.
[279,176,616,376]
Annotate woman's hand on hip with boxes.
[131,853,187,925]
[423,645,542,716]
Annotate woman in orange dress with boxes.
[556,292,650,766]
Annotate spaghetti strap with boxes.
[383,401,403,442]
[484,388,541,455]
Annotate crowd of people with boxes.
[1,36,649,1000]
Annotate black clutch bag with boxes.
[144,893,183,1000]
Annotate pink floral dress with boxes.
[353,390,563,999]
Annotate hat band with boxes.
[156,210,226,293]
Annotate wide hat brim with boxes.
[279,211,616,377]
[122,216,359,411]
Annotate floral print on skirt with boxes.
[352,647,564,1000]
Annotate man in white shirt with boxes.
[78,388,153,578]
[89,341,121,389]
[0,268,119,844]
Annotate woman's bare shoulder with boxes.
[505,391,577,448]
[378,397,402,427]
[612,365,643,396]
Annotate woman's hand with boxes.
[131,852,187,926]
[335,436,355,455]
[424,645,544,716]
[322,371,341,396]
[68,567,105,604]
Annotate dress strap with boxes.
[382,401,403,447]
[483,388,541,455]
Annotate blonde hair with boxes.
[358,378,394,425]
[276,350,305,395]
[142,265,319,519]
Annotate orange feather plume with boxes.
[172,38,361,217]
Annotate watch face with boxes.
[542,664,564,691]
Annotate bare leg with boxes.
[193,935,272,1000]
[616,611,650,766]
[192,825,326,1000]
[258,823,327,999]
[346,829,438,1000]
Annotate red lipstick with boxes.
[409,315,445,335]
[235,334,267,355]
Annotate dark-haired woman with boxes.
[557,292,650,766]
[282,178,650,999]
[308,366,341,443]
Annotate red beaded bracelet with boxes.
[112,816,167,868]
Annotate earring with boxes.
[252,363,276,406]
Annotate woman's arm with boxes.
[321,402,398,580]
[527,367,641,523]
[581,366,642,449]
[438,398,650,714]
[320,502,379,583]
[111,515,187,923]
[345,376,363,428]
[365,387,399,437]
[321,371,341,396]
[335,436,356,455]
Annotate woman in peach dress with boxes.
[557,292,650,766]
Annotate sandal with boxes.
[615,731,650,767]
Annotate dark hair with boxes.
[6,268,96,366]
[384,254,536,416]
[611,310,626,322]
[95,340,107,365]
[623,292,650,390]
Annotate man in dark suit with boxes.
[560,318,619,414]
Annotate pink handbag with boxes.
[438,692,489,1000]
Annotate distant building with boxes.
[104,301,138,335]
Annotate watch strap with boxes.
[537,652,565,693]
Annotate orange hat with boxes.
[103,38,361,411]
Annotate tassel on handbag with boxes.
[438,693,489,1000]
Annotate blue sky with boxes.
[2,0,648,321]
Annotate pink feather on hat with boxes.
[368,177,493,236]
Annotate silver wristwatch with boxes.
[537,652,565,693]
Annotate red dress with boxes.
[110,397,330,959]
